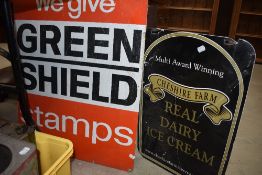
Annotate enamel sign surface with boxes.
[13,0,147,171]
[139,29,255,175]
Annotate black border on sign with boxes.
[139,32,244,175]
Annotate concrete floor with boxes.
[0,43,9,69]
[0,42,261,174]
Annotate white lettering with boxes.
[100,0,115,13]
[45,112,60,130]
[28,106,134,146]
[50,0,64,12]
[34,106,44,127]
[88,0,100,12]
[68,0,82,19]
[36,0,51,11]
[92,122,112,144]
[114,126,133,146]
[36,0,116,19]
[62,115,90,137]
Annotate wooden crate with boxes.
[229,0,262,63]
[149,0,220,34]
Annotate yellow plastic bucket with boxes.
[35,131,73,175]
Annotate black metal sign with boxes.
[139,29,255,175]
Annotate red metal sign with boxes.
[13,0,148,171]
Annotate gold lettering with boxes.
[182,125,192,139]
[181,108,191,121]
[184,143,191,155]
[192,129,202,142]
[168,121,178,133]
[175,139,184,151]
[164,101,173,114]
[178,123,183,136]
[191,110,199,124]
[147,127,165,142]
[164,101,199,124]
[160,116,169,128]
[160,116,201,141]
[158,131,165,142]
[202,152,215,167]
[167,136,175,146]
[174,104,182,116]
[191,148,201,161]
[150,128,159,139]
[166,136,215,167]
[146,126,150,136]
